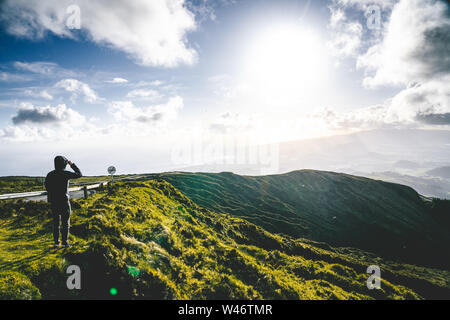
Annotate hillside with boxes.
[353,171,450,200]
[148,171,450,269]
[1,180,449,299]
[0,175,130,194]
[0,176,44,194]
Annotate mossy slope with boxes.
[0,181,449,299]
[148,171,450,269]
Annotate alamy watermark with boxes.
[66,265,81,290]
[366,265,381,290]
[65,4,81,30]
[170,133,280,175]
[365,5,382,30]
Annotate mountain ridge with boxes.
[146,170,450,269]
[1,180,449,299]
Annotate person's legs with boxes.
[60,201,71,245]
[51,204,61,244]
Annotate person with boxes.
[45,156,82,248]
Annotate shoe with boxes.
[61,243,71,248]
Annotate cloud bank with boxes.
[0,0,198,67]
[1,103,89,141]
[357,0,450,87]
[108,96,183,125]
[55,79,99,103]
[11,103,84,125]
[329,0,450,126]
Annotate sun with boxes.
[242,23,328,104]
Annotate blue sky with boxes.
[0,0,449,175]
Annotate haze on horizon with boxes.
[0,0,449,182]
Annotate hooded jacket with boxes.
[45,156,82,204]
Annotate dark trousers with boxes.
[51,201,71,244]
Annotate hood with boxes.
[54,156,68,171]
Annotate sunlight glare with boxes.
[242,23,328,105]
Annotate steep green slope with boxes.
[1,181,448,299]
[148,171,450,269]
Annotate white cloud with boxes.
[185,0,217,22]
[356,0,450,125]
[309,105,389,131]
[126,89,163,101]
[387,78,450,124]
[0,125,54,141]
[106,77,128,84]
[55,79,99,103]
[11,102,85,126]
[13,61,76,78]
[14,61,58,75]
[327,7,363,58]
[24,89,53,100]
[310,75,450,129]
[0,102,90,141]
[40,90,53,100]
[357,0,450,88]
[185,0,238,23]
[108,96,183,125]
[326,0,396,61]
[1,0,198,67]
[0,72,31,82]
[135,80,165,87]
[328,0,450,127]
[332,0,397,11]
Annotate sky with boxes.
[0,0,449,176]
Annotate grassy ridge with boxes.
[148,171,450,269]
[0,175,126,194]
[1,181,448,299]
[0,176,45,194]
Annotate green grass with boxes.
[0,176,45,194]
[146,171,450,269]
[0,175,133,194]
[0,180,449,299]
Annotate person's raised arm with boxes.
[44,173,50,191]
[66,160,82,179]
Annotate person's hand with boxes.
[68,160,73,166]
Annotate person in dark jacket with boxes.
[45,156,82,248]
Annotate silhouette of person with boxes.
[45,156,82,248]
